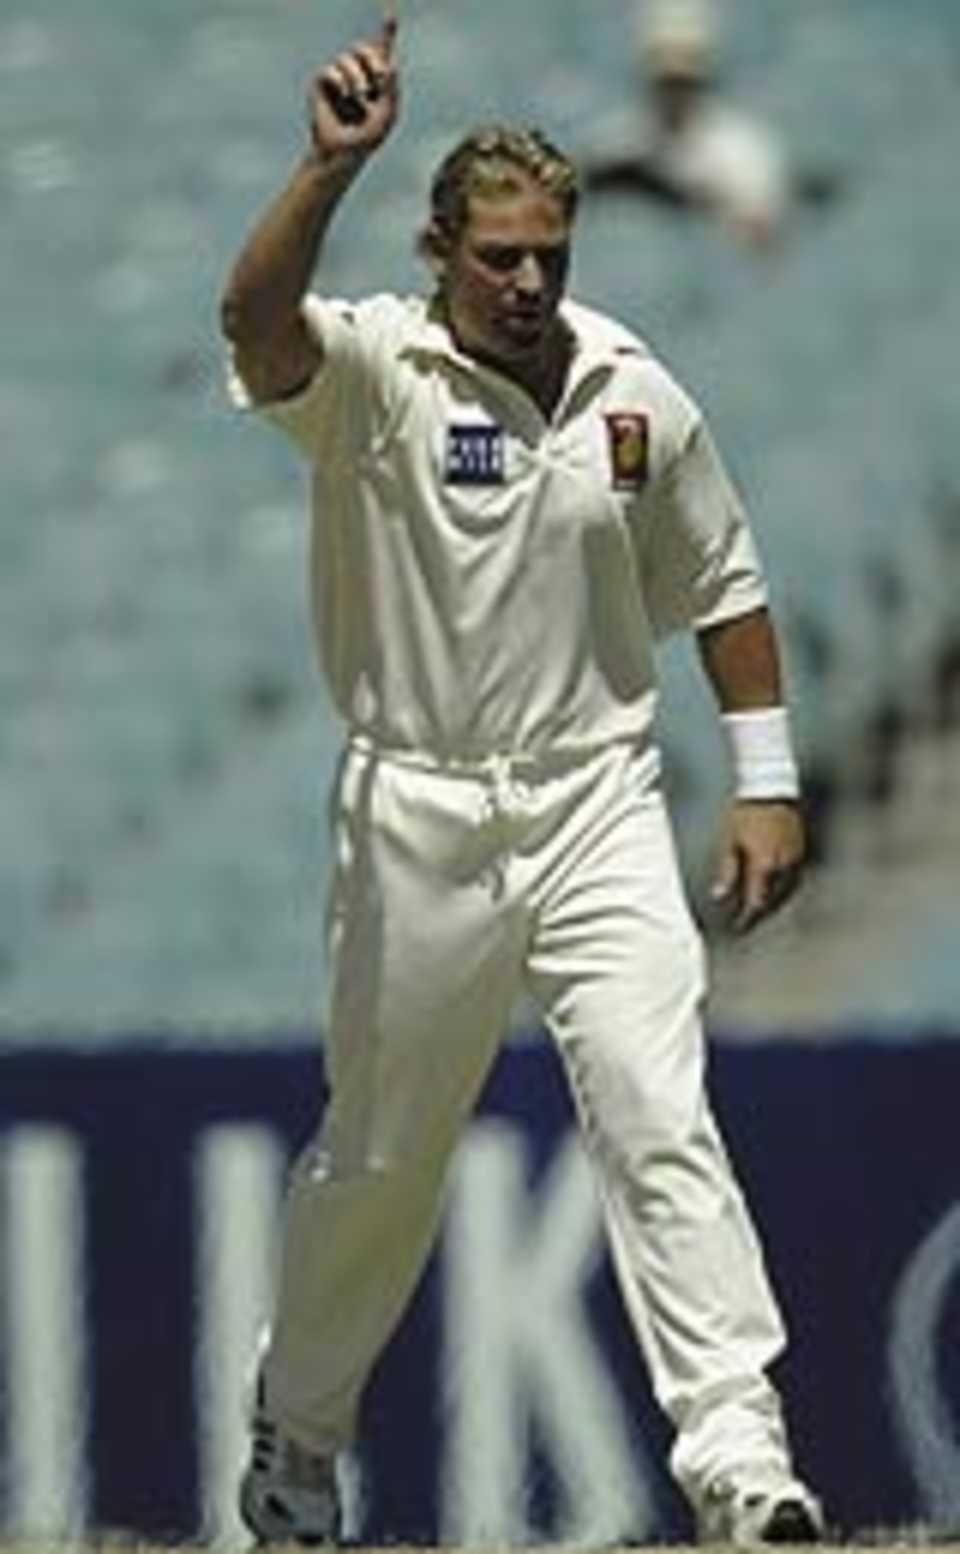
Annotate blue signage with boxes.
[0,1037,959,1544]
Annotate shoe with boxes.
[239,1389,341,1546]
[697,1476,824,1546]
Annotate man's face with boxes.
[442,177,572,369]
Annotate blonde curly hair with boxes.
[418,124,579,264]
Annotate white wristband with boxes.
[722,707,800,800]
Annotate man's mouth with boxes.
[501,308,545,336]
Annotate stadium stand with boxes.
[3,0,960,1033]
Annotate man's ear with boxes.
[417,219,451,279]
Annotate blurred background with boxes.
[3,0,960,1038]
[3,0,960,1544]
[1,0,956,1031]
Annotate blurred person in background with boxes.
[583,0,792,251]
[220,12,825,1548]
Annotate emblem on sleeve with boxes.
[444,424,506,485]
[605,412,649,490]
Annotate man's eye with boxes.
[480,248,523,272]
[474,244,570,277]
[540,247,569,278]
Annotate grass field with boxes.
[0,1541,950,1554]
[5,1543,960,1554]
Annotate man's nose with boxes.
[514,252,544,292]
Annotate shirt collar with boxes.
[399,297,649,383]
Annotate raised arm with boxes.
[697,606,807,933]
[219,17,400,405]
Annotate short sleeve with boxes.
[641,417,768,639]
[226,294,384,464]
[700,111,790,227]
[722,123,789,226]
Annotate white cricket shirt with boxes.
[230,294,767,761]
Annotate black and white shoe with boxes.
[697,1476,825,1546]
[239,1391,341,1546]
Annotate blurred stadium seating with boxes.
[3,0,960,1033]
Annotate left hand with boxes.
[710,799,806,934]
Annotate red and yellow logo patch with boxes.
[605,412,649,490]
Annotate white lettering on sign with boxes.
[440,1120,657,1545]
[193,1124,286,1547]
[888,1199,960,1526]
[3,1126,89,1538]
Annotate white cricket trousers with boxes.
[263,738,794,1505]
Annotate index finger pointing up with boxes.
[381,0,398,56]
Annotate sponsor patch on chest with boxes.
[444,423,506,485]
[604,412,649,490]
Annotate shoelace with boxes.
[251,1413,277,1473]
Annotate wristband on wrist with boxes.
[721,706,800,800]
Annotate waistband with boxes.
[346,732,656,784]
